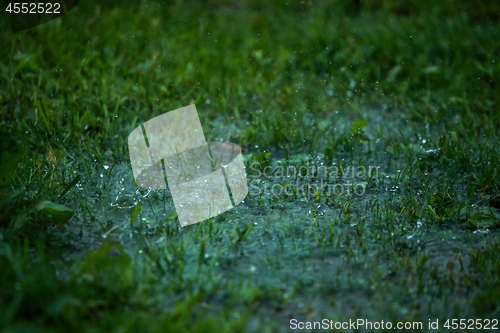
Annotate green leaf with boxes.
[423,65,439,74]
[0,128,24,194]
[36,200,74,226]
[248,151,271,162]
[350,119,367,134]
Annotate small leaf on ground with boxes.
[36,200,74,226]
[248,151,271,162]
[350,119,367,134]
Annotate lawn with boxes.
[1,0,500,332]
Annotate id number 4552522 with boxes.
[444,319,498,330]
[6,3,61,14]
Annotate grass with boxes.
[1,0,500,331]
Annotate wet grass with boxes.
[1,0,500,332]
